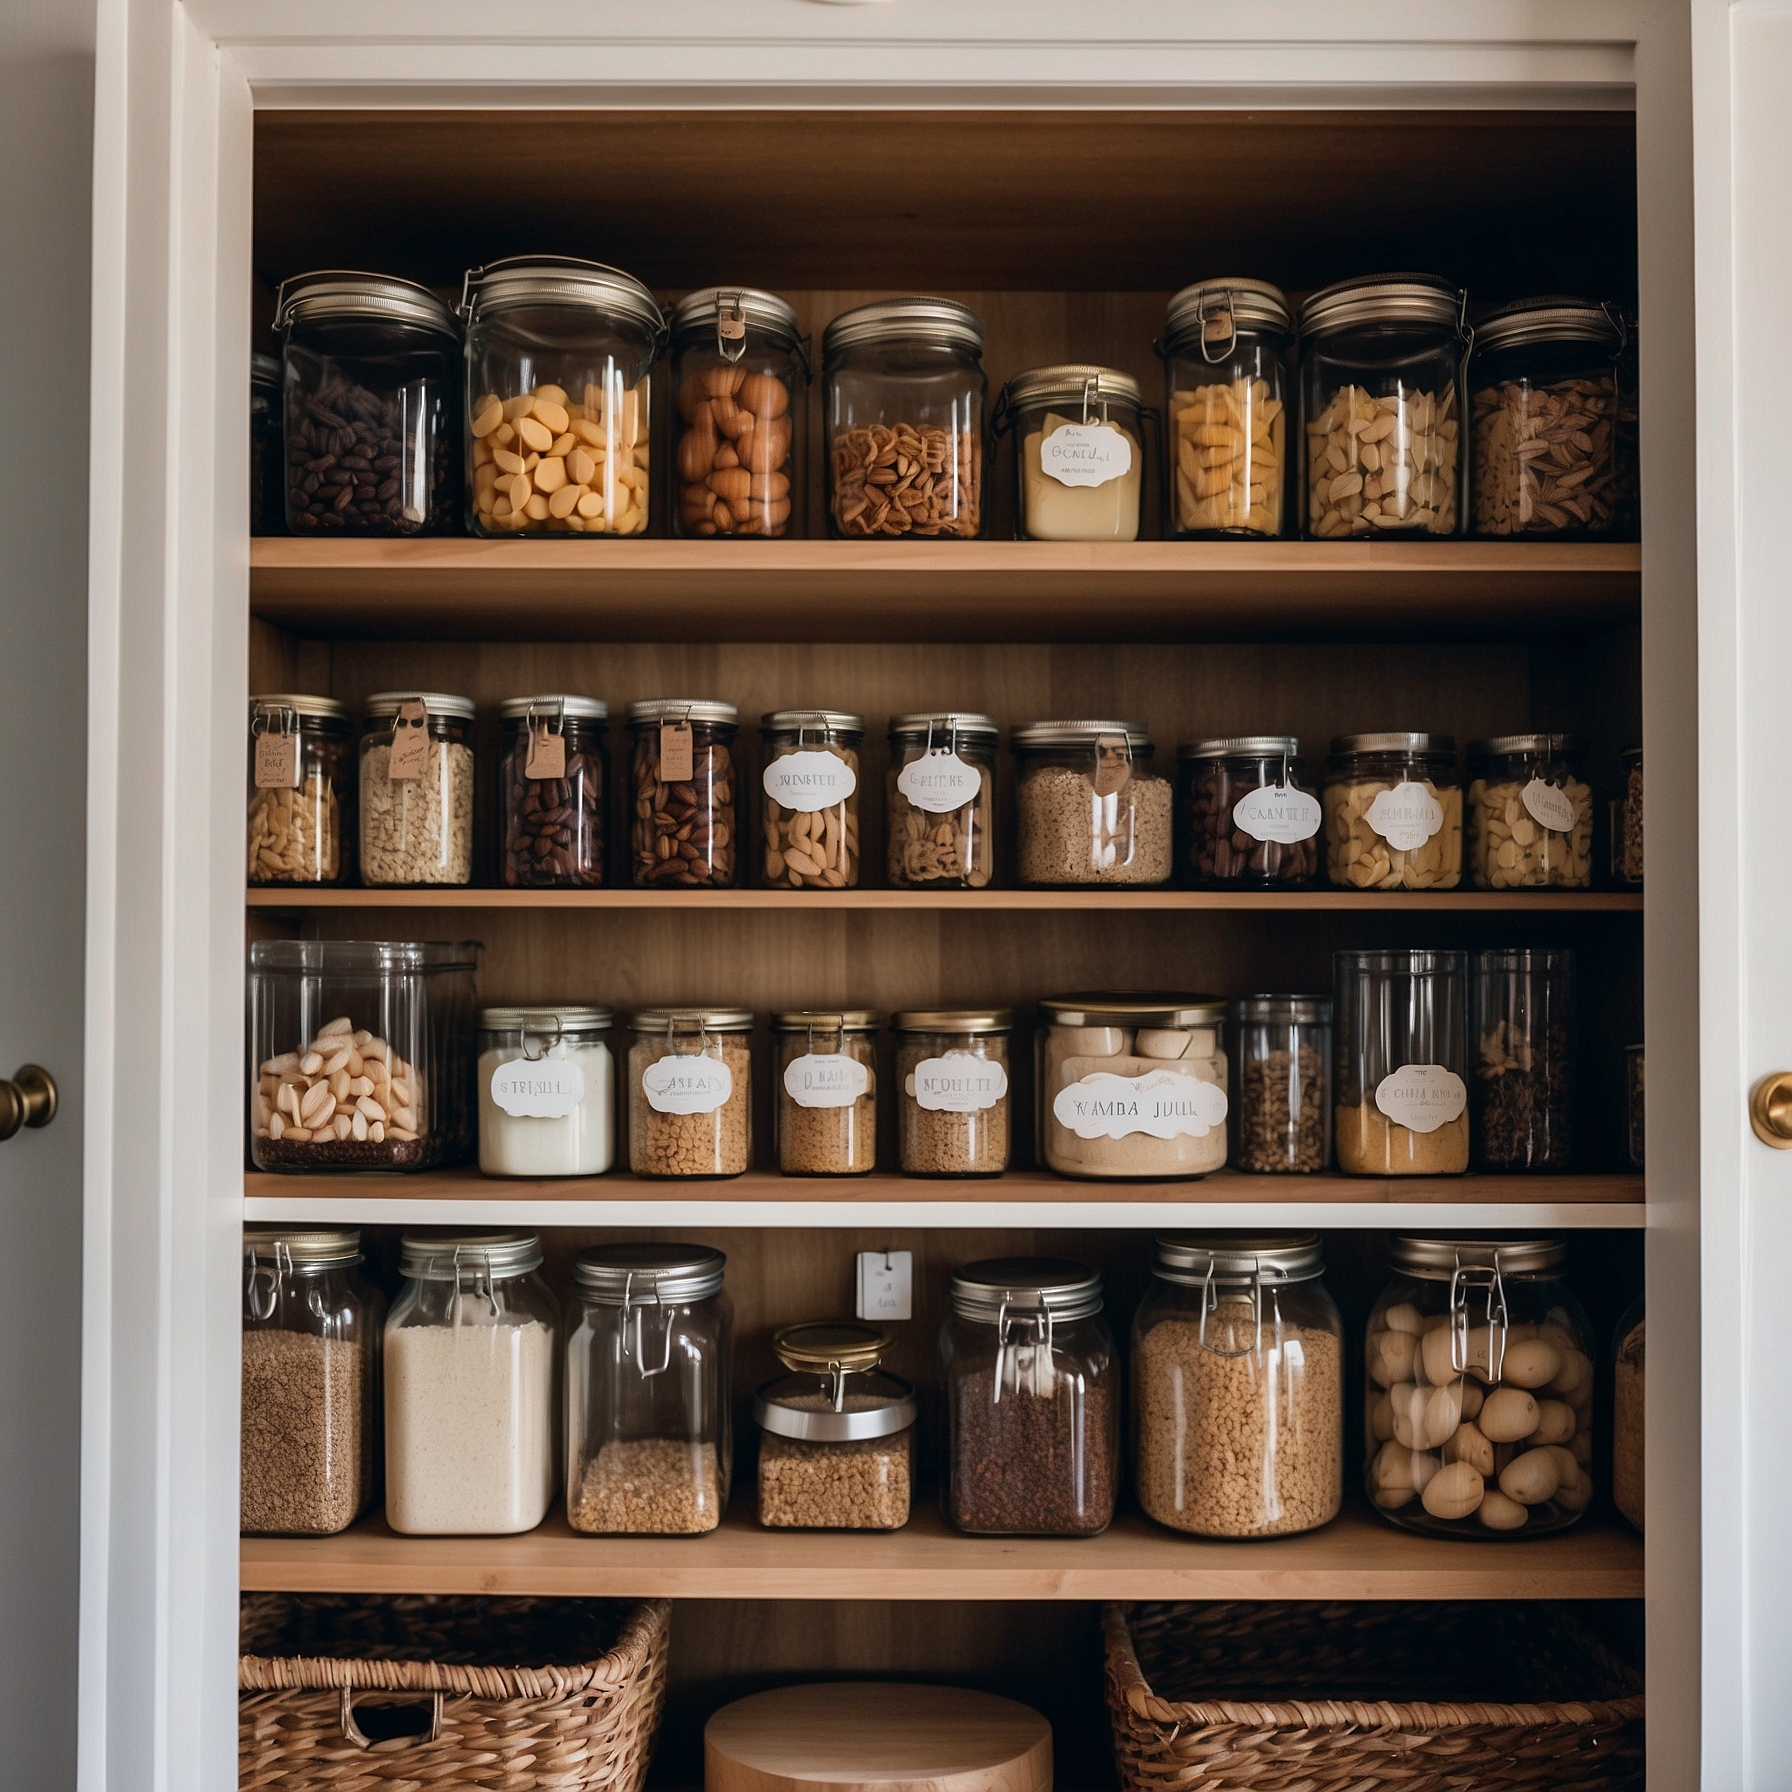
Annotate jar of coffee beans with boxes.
[1177,736,1321,887]
[497,695,607,888]
[1230,995,1332,1174]
[626,700,740,889]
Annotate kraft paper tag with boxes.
[1093,734,1132,797]
[388,699,429,780]
[254,728,300,790]
[525,721,566,780]
[659,720,694,782]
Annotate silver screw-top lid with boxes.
[822,297,985,360]
[628,1006,753,1033]
[1473,295,1625,356]
[949,1257,1103,1324]
[770,1010,879,1033]
[1178,736,1301,760]
[626,698,739,727]
[1152,1232,1325,1286]
[460,256,665,338]
[1466,733,1589,760]
[399,1231,543,1281]
[761,709,866,737]
[1001,363,1144,412]
[243,1228,362,1268]
[1299,273,1465,339]
[1389,1235,1568,1279]
[364,691,477,721]
[275,271,460,339]
[1011,719,1151,751]
[1329,732,1455,760]
[572,1242,727,1305]
[496,694,608,722]
[891,1008,1012,1034]
[888,712,1000,741]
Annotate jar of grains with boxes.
[997,364,1143,541]
[1612,1295,1644,1532]
[384,1231,559,1536]
[627,1007,753,1178]
[1466,734,1593,890]
[1472,949,1576,1172]
[566,1243,731,1535]
[1365,1235,1595,1537]
[1133,1234,1344,1537]
[248,694,352,886]
[893,1008,1011,1177]
[824,298,985,539]
[755,1321,916,1531]
[1161,279,1293,538]
[1613,746,1643,886]
[941,1257,1118,1536]
[477,1005,614,1178]
[761,709,864,890]
[1013,719,1173,887]
[1177,736,1322,888]
[358,691,476,887]
[1037,995,1229,1179]
[773,1010,878,1176]
[627,699,740,889]
[1626,1043,1645,1169]
[241,1228,384,1536]
[1323,732,1462,892]
[496,695,607,888]
[1230,995,1333,1174]
[250,353,283,535]
[886,712,998,889]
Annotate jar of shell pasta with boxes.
[760,710,864,890]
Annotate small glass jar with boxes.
[358,691,475,887]
[251,353,283,535]
[1133,1234,1344,1537]
[241,1228,384,1536]
[773,1010,878,1176]
[1627,1044,1645,1170]
[671,287,807,539]
[1177,736,1321,888]
[887,712,998,889]
[1334,949,1469,1176]
[1013,720,1174,887]
[761,710,864,890]
[248,694,352,886]
[496,694,607,889]
[755,1322,915,1531]
[566,1243,731,1535]
[1365,1236,1595,1538]
[1299,275,1468,539]
[1472,949,1576,1172]
[627,1008,753,1178]
[275,271,461,536]
[997,364,1143,542]
[1162,279,1293,538]
[1230,996,1333,1174]
[1467,734,1593,890]
[1613,746,1644,886]
[477,1005,614,1178]
[462,256,662,537]
[824,298,985,539]
[1323,732,1463,891]
[627,699,740,889]
[1613,1295,1644,1532]
[894,1008,1012,1177]
[384,1231,559,1536]
[1037,995,1228,1180]
[941,1258,1118,1536]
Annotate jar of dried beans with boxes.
[1466,734,1593,890]
[886,712,997,889]
[996,364,1143,541]
[497,694,607,889]
[773,1010,878,1176]
[1177,735,1321,888]
[1013,720,1173,887]
[894,1008,1011,1177]
[1472,948,1576,1172]
[760,710,863,890]
[1230,995,1332,1174]
[248,694,352,886]
[358,691,476,887]
[627,1008,753,1178]
[1323,732,1462,892]
[627,699,739,889]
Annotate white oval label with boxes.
[1374,1064,1467,1134]
[1234,782,1322,844]
[489,1055,584,1120]
[897,750,981,814]
[764,749,856,813]
[1365,781,1445,851]
[641,1052,733,1115]
[1520,777,1579,833]
[908,1051,1009,1113]
[783,1052,869,1109]
[1052,1069,1227,1140]
[1041,421,1133,489]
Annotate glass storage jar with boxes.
[1335,949,1469,1176]
[1037,995,1229,1179]
[1627,1043,1645,1169]
[241,1228,384,1536]
[1613,1294,1644,1532]
[941,1257,1118,1536]
[359,691,475,886]
[627,699,740,889]
[1467,734,1593,890]
[1613,745,1644,886]
[887,712,998,889]
[1133,1234,1344,1537]
[761,709,864,890]
[1323,732,1463,891]
[1177,736,1321,888]
[497,695,607,888]
[1013,720,1173,887]
[251,352,283,535]
[997,364,1143,542]
[824,298,985,539]
[1162,279,1293,538]
[1299,274,1468,539]
[1472,949,1576,1172]
[275,271,460,536]
[384,1231,559,1536]
[248,939,479,1173]
[1230,996,1333,1174]
[566,1242,731,1535]
[755,1321,915,1531]
[1365,1235,1595,1538]
[894,1008,1012,1177]
[671,286,806,539]
[627,1007,753,1178]
[773,1010,878,1176]
[477,1005,614,1178]
[248,694,352,887]
[462,256,662,537]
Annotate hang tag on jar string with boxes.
[387,700,429,780]
[525,719,565,780]
[659,719,694,782]
[254,727,300,790]
[1093,734,1132,797]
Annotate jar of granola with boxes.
[1013,720,1173,887]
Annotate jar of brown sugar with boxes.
[627,1008,753,1178]
[772,1010,878,1176]
[894,1009,1011,1177]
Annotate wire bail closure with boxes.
[991,1296,1055,1406]
[1449,1250,1510,1381]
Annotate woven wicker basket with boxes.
[1105,1600,1644,1791]
[240,1593,669,1791]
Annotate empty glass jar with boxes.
[1472,948,1576,1172]
[998,364,1144,541]
[1467,734,1593,890]
[1230,996,1333,1174]
[760,710,864,890]
[359,691,476,887]
[497,695,607,889]
[773,1010,878,1176]
[894,1009,1012,1177]
[627,1007,753,1178]
[1324,733,1462,892]
[1014,720,1173,887]
[248,694,352,886]
[628,699,740,889]
[887,712,997,889]
[1178,736,1321,888]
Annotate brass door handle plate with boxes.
[0,1065,57,1142]
[1750,1071,1792,1149]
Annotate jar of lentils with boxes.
[760,710,864,890]
[1230,996,1333,1174]
[627,700,740,889]
[1177,736,1321,888]
[497,695,607,888]
[894,1009,1011,1177]
[248,694,352,886]
[886,711,997,889]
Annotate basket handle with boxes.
[339,1687,443,1750]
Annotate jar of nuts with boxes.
[248,694,352,886]
[1013,720,1174,887]
[894,1009,1011,1177]
[627,1008,753,1179]
[996,364,1143,542]
[823,298,985,539]
[887,712,997,889]
[626,700,740,889]
[761,710,864,890]
[1230,995,1333,1174]
[1176,736,1321,888]
[497,695,607,889]
[1162,279,1292,538]
[1467,734,1593,890]
[772,1010,878,1176]
[358,692,476,887]
[1323,732,1463,892]
[462,256,662,537]
[671,287,806,539]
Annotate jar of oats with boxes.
[248,694,352,885]
[760,710,864,890]
[1467,734,1593,890]
[358,692,475,886]
[894,1009,1011,1177]
[772,1010,878,1176]
[887,712,997,889]
[1013,720,1173,887]
[1323,732,1462,892]
[627,1008,753,1179]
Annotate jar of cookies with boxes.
[772,1010,878,1176]
[627,700,740,889]
[887,712,997,889]
[1177,736,1321,888]
[248,695,352,886]
[627,1008,754,1179]
[760,710,864,890]
[894,1010,1012,1177]
[1013,720,1173,887]
[1466,734,1593,890]
[1323,733,1462,891]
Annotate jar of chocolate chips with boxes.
[1471,948,1576,1172]
[497,696,607,888]
[1177,736,1322,887]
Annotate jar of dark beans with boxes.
[626,700,740,889]
[497,695,607,888]
[275,271,461,535]
[1471,948,1576,1172]
[1177,736,1322,887]
[251,353,283,535]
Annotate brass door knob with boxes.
[1750,1072,1792,1149]
[0,1065,57,1142]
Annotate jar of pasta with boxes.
[248,694,352,886]
[886,712,997,889]
[760,710,863,890]
[1323,732,1462,891]
[772,1010,878,1176]
[1466,734,1593,890]
[358,692,475,887]
[894,1009,1011,1177]
[627,1008,753,1179]
[997,364,1143,541]
[1013,720,1173,887]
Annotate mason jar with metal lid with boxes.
[628,698,740,889]
[1299,274,1469,539]
[1177,736,1321,888]
[995,364,1144,541]
[894,1008,1012,1176]
[1162,279,1293,538]
[497,694,608,889]
[358,691,476,886]
[276,270,461,535]
[1230,995,1333,1173]
[248,694,352,886]
[824,297,986,539]
[251,352,284,535]
[627,1007,754,1178]
[1323,732,1463,891]
[761,709,865,890]
[461,255,664,537]
[1133,1234,1344,1537]
[477,1005,614,1178]
[887,712,998,889]
[1466,734,1593,890]
[566,1242,732,1535]
[1013,719,1173,887]
[671,286,807,538]
[772,1010,878,1175]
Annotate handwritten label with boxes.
[764,749,856,813]
[490,1055,584,1119]
[1234,782,1321,844]
[1040,421,1133,489]
[1365,780,1444,851]
[897,749,981,814]
[524,722,565,780]
[659,719,694,782]
[1052,1069,1228,1140]
[1093,735,1132,798]
[387,699,429,780]
[783,1052,869,1109]
[641,1052,733,1115]
[1375,1064,1467,1134]
[1521,777,1578,833]
[908,1051,1008,1113]
[254,728,299,789]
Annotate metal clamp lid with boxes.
[496,694,608,722]
[670,286,804,366]
[363,690,477,721]
[1465,733,1590,761]
[479,1004,613,1034]
[997,363,1144,416]
[1153,1232,1324,1286]
[251,693,349,725]
[626,698,739,728]
[888,711,1000,741]
[399,1230,543,1281]
[1298,272,1469,341]
[1388,1235,1567,1279]
[572,1241,727,1305]
[949,1256,1103,1324]
[1163,279,1293,360]
[1010,719,1151,752]
[244,1228,364,1321]
[1473,294,1628,358]
[770,1010,879,1034]
[822,297,985,361]
[274,270,460,340]
[628,1006,753,1033]
[459,255,666,347]
[761,709,866,737]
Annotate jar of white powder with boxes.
[477,1006,614,1177]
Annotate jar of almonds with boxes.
[886,712,997,889]
[1466,734,1593,890]
[760,710,863,890]
[248,694,352,886]
[627,700,740,889]
[1323,732,1462,892]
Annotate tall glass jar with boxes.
[894,1009,1011,1177]
[275,271,461,535]
[1365,1236,1595,1538]
[462,256,663,537]
[1467,734,1593,890]
[359,692,475,887]
[497,694,607,889]
[384,1231,559,1536]
[248,694,352,887]
[1162,279,1292,538]
[886,712,997,889]
[566,1243,731,1535]
[1323,732,1462,891]
[773,1010,878,1176]
[1133,1235,1343,1537]
[1299,274,1468,539]
[760,709,864,890]
[241,1228,384,1536]
[671,287,807,539]
[627,699,739,889]
[251,353,283,535]
[1334,949,1469,1176]
[1627,1043,1646,1169]
[997,364,1143,542]
[1472,948,1576,1172]
[824,298,985,539]
[477,1005,614,1178]
[627,1007,753,1178]
[1230,996,1333,1174]
[940,1258,1118,1537]
[1613,1294,1644,1532]
[1177,736,1321,888]
[1013,720,1173,887]
[1613,746,1644,886]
